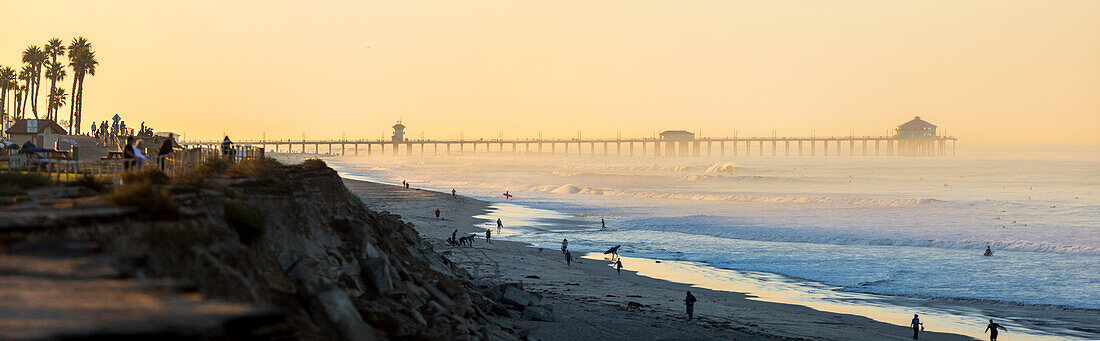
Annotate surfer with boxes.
[601,219,606,229]
[604,245,621,261]
[984,246,993,256]
[496,218,503,231]
[503,191,513,199]
[984,319,1007,341]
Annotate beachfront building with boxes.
[392,121,406,143]
[659,130,695,157]
[5,119,68,148]
[894,116,938,157]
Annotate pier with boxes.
[184,117,956,157]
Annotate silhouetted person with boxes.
[910,314,923,340]
[984,246,993,256]
[221,136,233,157]
[615,259,622,274]
[452,188,457,198]
[485,229,492,244]
[496,218,503,231]
[684,291,697,321]
[561,238,568,254]
[604,245,621,261]
[985,319,1006,341]
[122,137,135,170]
[565,250,573,267]
[601,219,606,229]
[435,209,441,220]
[158,136,176,170]
[452,230,458,243]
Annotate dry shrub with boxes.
[121,169,169,185]
[0,171,51,196]
[105,181,177,215]
[72,174,110,193]
[301,158,326,168]
[195,158,230,176]
[224,200,265,244]
[227,158,285,182]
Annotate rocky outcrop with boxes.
[0,162,537,340]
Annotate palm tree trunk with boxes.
[75,74,84,134]
[69,74,79,133]
[30,71,39,119]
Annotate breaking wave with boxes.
[527,183,938,207]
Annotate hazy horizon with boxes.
[1,1,1097,145]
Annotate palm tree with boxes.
[44,61,66,121]
[13,84,26,120]
[21,46,45,119]
[68,37,96,134]
[18,66,35,119]
[0,66,15,125]
[47,87,67,121]
[44,38,65,121]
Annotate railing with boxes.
[4,145,265,184]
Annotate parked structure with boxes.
[5,119,68,148]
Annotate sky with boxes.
[1,0,1097,145]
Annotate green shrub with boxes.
[0,171,52,196]
[224,200,265,244]
[195,158,230,176]
[104,181,177,215]
[121,169,169,185]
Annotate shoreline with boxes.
[337,175,977,340]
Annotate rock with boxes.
[522,305,556,322]
[314,283,379,341]
[361,257,395,293]
[501,286,540,308]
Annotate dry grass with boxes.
[104,181,177,215]
[121,169,170,185]
[301,158,327,168]
[0,171,52,196]
[224,200,265,245]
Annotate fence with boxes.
[4,145,265,184]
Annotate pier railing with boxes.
[3,145,265,184]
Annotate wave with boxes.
[636,222,1100,255]
[525,183,938,207]
[705,162,741,174]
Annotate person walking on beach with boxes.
[452,189,457,198]
[485,229,492,244]
[496,218,503,232]
[452,230,458,242]
[435,209,441,220]
[984,319,1006,341]
[615,259,623,274]
[604,245,620,261]
[684,291,697,321]
[565,250,572,267]
[561,238,568,254]
[910,314,923,340]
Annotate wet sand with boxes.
[341,178,975,340]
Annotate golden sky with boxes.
[1,1,1097,144]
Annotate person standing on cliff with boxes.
[485,229,492,244]
[685,291,697,321]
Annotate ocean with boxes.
[326,146,1098,336]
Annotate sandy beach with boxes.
[341,177,975,340]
